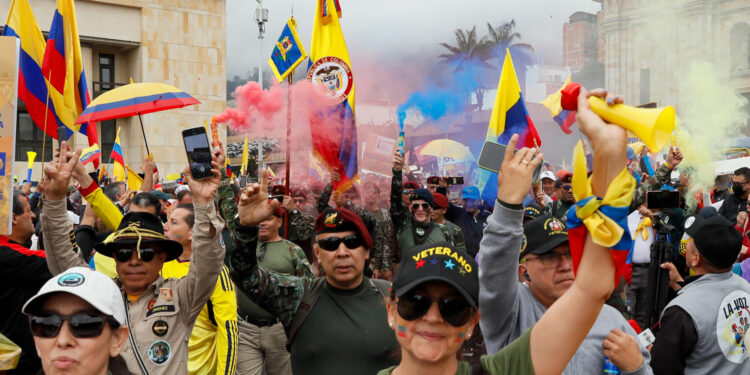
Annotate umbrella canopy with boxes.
[75,82,200,124]
[417,139,475,161]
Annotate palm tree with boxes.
[485,20,535,92]
[438,26,494,109]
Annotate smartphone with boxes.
[239,175,250,188]
[647,190,680,209]
[478,140,543,182]
[182,127,214,180]
[398,131,405,156]
[446,177,464,186]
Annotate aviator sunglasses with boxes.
[114,247,158,262]
[397,293,474,327]
[411,203,431,211]
[317,235,363,251]
[30,313,119,338]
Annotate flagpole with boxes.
[284,73,292,239]
[40,69,53,173]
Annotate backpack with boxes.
[285,277,391,349]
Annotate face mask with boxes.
[733,184,745,196]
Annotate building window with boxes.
[640,68,650,104]
[730,22,750,74]
[15,112,53,162]
[95,53,115,96]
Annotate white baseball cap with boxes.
[540,171,556,181]
[23,267,126,326]
[175,185,191,195]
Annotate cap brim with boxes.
[22,286,119,321]
[94,238,183,262]
[394,275,477,308]
[523,235,569,257]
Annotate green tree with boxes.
[485,20,535,92]
[438,26,493,66]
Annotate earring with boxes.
[388,321,393,327]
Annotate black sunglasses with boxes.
[114,247,157,262]
[562,185,572,191]
[317,235,363,251]
[411,203,431,211]
[397,293,474,327]
[30,313,119,338]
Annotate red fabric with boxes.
[78,180,99,197]
[0,236,45,258]
[628,319,642,334]
[568,226,630,286]
[736,223,750,262]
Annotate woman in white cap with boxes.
[23,267,131,375]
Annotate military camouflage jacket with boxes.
[543,200,574,222]
[630,164,673,211]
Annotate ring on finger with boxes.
[521,160,529,164]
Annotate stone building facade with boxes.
[0,0,227,180]
[597,0,750,120]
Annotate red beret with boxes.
[427,176,440,185]
[271,185,288,196]
[314,207,374,249]
[291,188,307,199]
[432,193,449,208]
[403,180,420,190]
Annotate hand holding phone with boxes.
[182,127,214,180]
[478,140,543,182]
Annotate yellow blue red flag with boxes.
[43,0,98,161]
[541,76,575,134]
[79,143,101,166]
[268,17,307,83]
[479,50,541,203]
[111,127,125,182]
[2,0,60,140]
[308,0,357,192]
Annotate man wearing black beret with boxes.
[651,213,750,374]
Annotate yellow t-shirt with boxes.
[161,259,238,375]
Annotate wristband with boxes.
[664,162,673,170]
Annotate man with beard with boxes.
[718,167,750,223]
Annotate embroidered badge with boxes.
[148,340,171,365]
[147,299,157,311]
[152,320,169,337]
[159,288,173,301]
[57,273,85,287]
[146,305,176,317]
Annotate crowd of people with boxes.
[2,87,750,375]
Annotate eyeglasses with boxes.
[521,250,572,269]
[317,235,363,251]
[562,185,572,191]
[29,313,119,338]
[411,203,431,211]
[397,293,474,327]
[114,247,157,262]
[403,189,414,195]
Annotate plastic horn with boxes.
[560,82,675,151]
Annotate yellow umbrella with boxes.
[417,139,475,161]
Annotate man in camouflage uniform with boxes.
[430,192,467,251]
[227,172,398,375]
[543,173,575,222]
[362,180,395,280]
[629,147,683,211]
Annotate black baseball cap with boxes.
[523,205,542,220]
[683,214,742,269]
[393,242,478,307]
[520,215,568,259]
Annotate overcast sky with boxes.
[225,0,601,78]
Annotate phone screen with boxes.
[182,127,213,180]
[647,190,680,209]
[477,140,543,182]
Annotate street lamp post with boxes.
[254,0,268,87]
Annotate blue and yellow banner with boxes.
[307,0,357,192]
[268,17,307,83]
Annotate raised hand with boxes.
[392,150,404,172]
[184,148,221,204]
[238,169,279,226]
[667,146,683,168]
[496,134,543,205]
[142,154,156,174]
[281,195,295,211]
[43,141,81,201]
[214,142,226,171]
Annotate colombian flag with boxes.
[43,0,98,163]
[308,0,357,192]
[2,0,61,140]
[79,143,101,166]
[111,127,125,182]
[268,17,307,83]
[541,76,576,135]
[479,50,541,203]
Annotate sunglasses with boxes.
[30,313,119,338]
[317,235,363,251]
[562,185,572,191]
[397,293,474,327]
[114,247,158,262]
[403,189,414,195]
[411,203,431,211]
